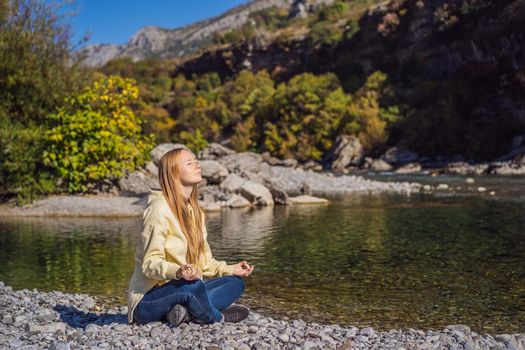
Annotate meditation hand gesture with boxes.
[232,261,254,277]
[176,264,202,281]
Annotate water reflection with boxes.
[0,193,524,333]
[206,205,276,256]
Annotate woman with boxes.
[127,145,254,326]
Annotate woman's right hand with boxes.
[232,261,254,277]
[176,264,202,281]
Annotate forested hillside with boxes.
[100,0,525,162]
[2,0,524,203]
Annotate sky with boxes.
[55,0,250,48]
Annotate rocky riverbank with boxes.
[3,139,522,217]
[0,143,422,217]
[1,282,523,350]
[326,135,525,176]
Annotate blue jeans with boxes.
[133,276,245,324]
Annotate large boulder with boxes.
[198,185,230,202]
[240,170,266,184]
[370,159,393,171]
[325,135,364,171]
[144,161,158,176]
[199,160,229,184]
[198,143,236,160]
[219,173,246,193]
[225,194,252,208]
[267,182,290,205]
[150,143,189,166]
[256,162,275,182]
[118,170,159,195]
[238,180,274,206]
[219,152,264,174]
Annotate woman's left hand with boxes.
[232,261,254,277]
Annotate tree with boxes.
[0,0,88,202]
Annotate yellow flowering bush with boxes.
[43,76,155,193]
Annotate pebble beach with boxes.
[1,282,523,350]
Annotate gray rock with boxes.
[394,162,422,174]
[238,181,274,206]
[326,134,364,171]
[198,143,236,160]
[224,194,251,208]
[150,143,190,166]
[199,160,229,184]
[26,322,67,334]
[445,161,489,175]
[360,327,375,337]
[370,159,393,172]
[85,323,99,337]
[48,341,70,350]
[302,160,323,172]
[302,340,319,350]
[219,152,264,174]
[144,161,158,176]
[219,173,246,193]
[282,158,298,168]
[261,152,282,166]
[257,162,275,181]
[267,183,290,205]
[9,339,25,348]
[240,170,266,184]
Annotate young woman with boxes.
[127,145,254,326]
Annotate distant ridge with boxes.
[78,0,335,67]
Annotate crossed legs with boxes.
[133,276,245,324]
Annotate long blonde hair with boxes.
[158,147,205,265]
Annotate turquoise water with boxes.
[1,176,524,333]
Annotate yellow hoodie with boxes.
[127,188,235,324]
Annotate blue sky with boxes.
[56,0,250,47]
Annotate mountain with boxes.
[78,0,336,67]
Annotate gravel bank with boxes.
[1,282,523,350]
[0,169,421,217]
[0,194,147,217]
[270,166,420,196]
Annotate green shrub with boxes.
[0,116,57,203]
[43,76,155,193]
[178,129,209,154]
[308,21,344,47]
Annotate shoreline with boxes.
[1,281,523,349]
[1,170,522,218]
[0,167,422,217]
